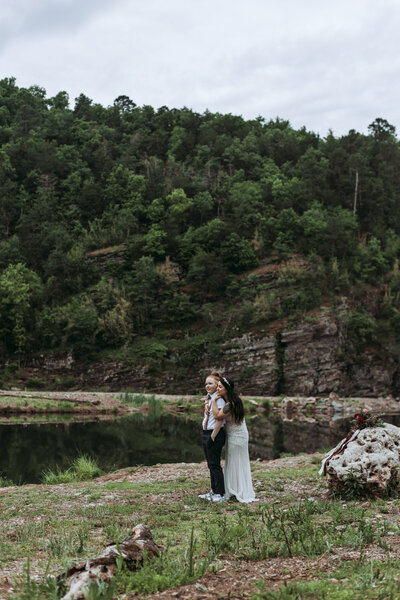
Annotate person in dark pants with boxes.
[199,371,226,502]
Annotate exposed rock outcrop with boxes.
[214,312,399,398]
[8,309,400,397]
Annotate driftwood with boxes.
[60,524,160,600]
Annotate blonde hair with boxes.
[207,370,220,382]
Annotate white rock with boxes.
[324,424,400,497]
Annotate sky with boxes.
[1,0,400,137]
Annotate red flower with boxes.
[357,416,364,423]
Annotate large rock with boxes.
[324,424,400,497]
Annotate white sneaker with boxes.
[198,492,213,500]
[212,494,225,502]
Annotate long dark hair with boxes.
[220,376,244,424]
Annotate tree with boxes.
[227,180,262,235]
[0,263,42,355]
[220,233,258,273]
[368,118,396,141]
[124,257,160,331]
[357,237,388,284]
[113,95,137,113]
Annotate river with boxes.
[2,410,400,484]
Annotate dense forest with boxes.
[0,76,400,391]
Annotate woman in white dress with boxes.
[211,376,256,503]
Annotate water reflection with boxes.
[3,410,400,485]
[0,412,203,484]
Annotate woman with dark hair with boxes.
[211,376,256,503]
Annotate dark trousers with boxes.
[202,428,226,496]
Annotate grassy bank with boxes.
[1,454,400,599]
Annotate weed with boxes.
[9,557,66,600]
[82,578,115,600]
[47,525,88,557]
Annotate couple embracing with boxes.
[199,371,256,503]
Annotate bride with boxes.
[211,376,256,503]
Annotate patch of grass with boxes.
[252,558,400,599]
[9,558,66,600]
[0,473,15,487]
[115,527,210,595]
[4,454,400,599]
[120,392,149,407]
[0,396,76,413]
[47,525,89,558]
[104,481,137,491]
[42,455,102,484]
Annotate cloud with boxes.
[1,0,400,135]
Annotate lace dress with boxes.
[224,419,256,503]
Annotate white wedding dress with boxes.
[224,419,256,503]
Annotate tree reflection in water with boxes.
[3,411,400,485]
[0,412,203,484]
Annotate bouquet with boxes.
[352,410,384,431]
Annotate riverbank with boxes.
[0,390,200,422]
[1,388,399,419]
[1,454,400,599]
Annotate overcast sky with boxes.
[1,0,399,137]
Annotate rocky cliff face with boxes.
[11,310,400,396]
[215,310,400,398]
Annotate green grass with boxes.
[0,396,77,413]
[42,455,102,484]
[252,559,400,599]
[2,457,400,599]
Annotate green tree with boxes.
[220,233,258,273]
[0,263,42,354]
[124,257,160,331]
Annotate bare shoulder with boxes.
[222,402,231,414]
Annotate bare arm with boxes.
[211,395,225,420]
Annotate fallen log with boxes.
[60,523,160,600]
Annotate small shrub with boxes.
[238,365,257,382]
[0,474,14,487]
[343,311,378,352]
[25,377,46,390]
[59,376,75,389]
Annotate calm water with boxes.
[0,412,203,484]
[2,411,400,484]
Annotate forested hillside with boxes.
[1,77,400,393]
